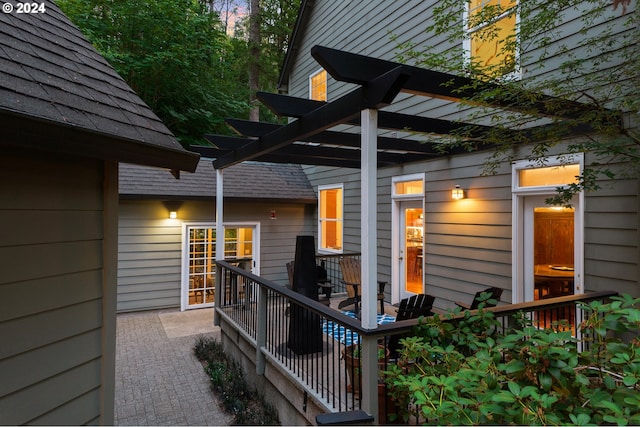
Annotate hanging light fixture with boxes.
[452,185,464,200]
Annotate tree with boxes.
[396,0,638,205]
[58,0,250,146]
[248,0,261,121]
[235,0,302,122]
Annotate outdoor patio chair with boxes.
[337,257,386,314]
[387,293,435,359]
[456,286,503,310]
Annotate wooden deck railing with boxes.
[213,259,618,424]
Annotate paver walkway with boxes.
[114,309,232,426]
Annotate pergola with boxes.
[191,45,593,330]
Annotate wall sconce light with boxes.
[163,200,183,219]
[452,185,465,200]
[270,209,277,220]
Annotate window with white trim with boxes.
[318,184,343,252]
[465,0,518,77]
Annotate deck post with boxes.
[256,285,268,375]
[360,108,379,421]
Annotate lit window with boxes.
[519,164,580,188]
[310,69,327,101]
[466,0,517,76]
[394,180,424,196]
[318,185,343,252]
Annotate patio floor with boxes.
[114,308,232,426]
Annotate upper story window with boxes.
[309,69,327,101]
[318,184,343,253]
[465,0,518,77]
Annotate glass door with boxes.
[523,196,579,332]
[183,224,258,310]
[186,226,216,308]
[400,200,424,300]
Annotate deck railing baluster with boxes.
[214,260,617,422]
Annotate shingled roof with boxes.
[119,160,317,203]
[0,0,199,172]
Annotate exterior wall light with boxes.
[270,209,277,220]
[452,185,464,200]
[163,200,183,219]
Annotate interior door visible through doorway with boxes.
[400,200,424,300]
[523,196,578,303]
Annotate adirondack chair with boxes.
[337,257,386,314]
[388,293,435,359]
[456,287,503,310]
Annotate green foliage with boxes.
[194,336,280,425]
[58,0,250,146]
[394,0,639,205]
[59,0,301,145]
[384,295,640,425]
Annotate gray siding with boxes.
[0,150,106,425]
[583,157,640,295]
[304,147,639,309]
[117,200,314,312]
[286,1,638,308]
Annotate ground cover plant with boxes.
[384,294,640,425]
[194,336,280,425]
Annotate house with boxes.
[202,0,638,317]
[191,1,637,423]
[0,2,199,424]
[118,159,316,312]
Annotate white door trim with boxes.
[180,221,261,311]
[511,154,584,304]
[391,173,425,305]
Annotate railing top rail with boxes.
[215,260,365,331]
[216,260,618,338]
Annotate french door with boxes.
[398,200,424,301]
[181,223,259,310]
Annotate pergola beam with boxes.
[213,66,410,169]
[256,92,507,139]
[222,119,458,155]
[311,45,600,120]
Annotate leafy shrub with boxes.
[384,294,640,425]
[194,336,280,425]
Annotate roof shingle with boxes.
[120,160,317,203]
[0,0,198,171]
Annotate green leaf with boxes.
[493,391,517,403]
[569,413,592,425]
[507,381,521,396]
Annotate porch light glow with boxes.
[452,185,464,200]
[163,200,183,219]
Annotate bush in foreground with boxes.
[385,295,640,425]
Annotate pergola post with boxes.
[214,168,224,327]
[360,108,378,421]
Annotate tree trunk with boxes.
[249,0,260,121]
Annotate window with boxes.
[309,69,327,101]
[394,179,424,196]
[465,0,518,76]
[518,164,580,188]
[318,185,343,252]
